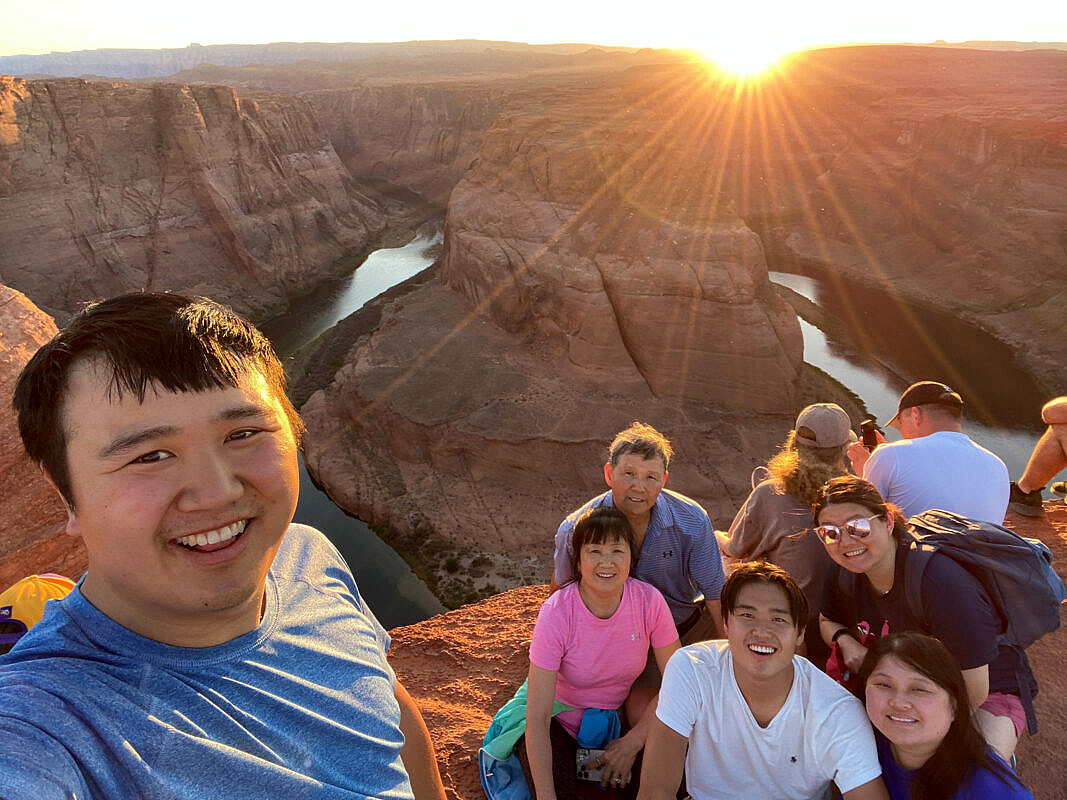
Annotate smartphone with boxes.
[575,748,632,784]
[575,748,606,782]
[860,419,880,451]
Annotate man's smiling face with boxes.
[59,360,300,647]
[604,453,667,523]
[725,581,804,684]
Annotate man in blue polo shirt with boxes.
[552,422,726,644]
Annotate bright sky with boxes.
[3,0,1062,60]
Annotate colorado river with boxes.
[266,228,447,629]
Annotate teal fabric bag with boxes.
[480,680,622,800]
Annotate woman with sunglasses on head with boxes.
[813,476,1033,766]
[859,632,1033,799]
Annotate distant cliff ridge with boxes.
[0,75,388,318]
[0,41,637,80]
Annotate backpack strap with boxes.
[901,540,936,632]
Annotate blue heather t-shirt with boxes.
[0,524,414,800]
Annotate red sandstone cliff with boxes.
[307,84,502,207]
[0,287,80,588]
[0,74,389,318]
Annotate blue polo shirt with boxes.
[553,489,726,625]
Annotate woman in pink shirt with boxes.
[519,507,680,798]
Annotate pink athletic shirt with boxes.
[529,578,677,737]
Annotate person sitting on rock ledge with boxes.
[847,381,1009,524]
[716,402,856,668]
[516,506,680,798]
[1007,396,1067,517]
[552,422,726,656]
[0,293,445,800]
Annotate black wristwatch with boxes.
[831,627,857,644]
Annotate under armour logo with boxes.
[662,550,674,558]
[790,756,797,763]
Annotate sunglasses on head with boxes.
[814,515,880,544]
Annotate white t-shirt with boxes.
[863,430,1009,523]
[656,641,881,800]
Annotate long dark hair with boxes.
[859,633,1022,800]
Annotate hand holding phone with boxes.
[860,419,881,451]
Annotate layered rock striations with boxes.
[301,80,805,603]
[747,47,1067,390]
[307,84,502,207]
[0,286,79,589]
[0,74,387,318]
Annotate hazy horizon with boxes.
[3,0,1064,72]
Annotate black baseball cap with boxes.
[888,381,963,428]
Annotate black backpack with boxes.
[903,509,1064,734]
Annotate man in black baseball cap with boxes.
[847,380,1009,522]
[885,381,963,428]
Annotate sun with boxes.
[690,34,794,78]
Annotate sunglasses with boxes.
[814,515,880,544]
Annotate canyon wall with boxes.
[307,84,502,207]
[0,287,81,589]
[747,47,1067,391]
[0,74,388,319]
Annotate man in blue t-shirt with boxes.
[0,293,446,799]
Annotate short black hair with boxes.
[13,292,303,508]
[720,561,808,632]
[567,506,638,585]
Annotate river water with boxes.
[265,231,1059,627]
[769,271,1057,482]
[266,229,447,629]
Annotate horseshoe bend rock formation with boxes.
[0,286,80,589]
[0,74,387,318]
[301,87,804,603]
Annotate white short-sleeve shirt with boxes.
[656,641,882,800]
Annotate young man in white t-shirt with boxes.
[638,562,888,800]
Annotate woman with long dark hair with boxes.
[859,633,1032,799]
[718,403,853,664]
[814,476,1035,764]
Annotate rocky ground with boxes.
[390,500,1067,800]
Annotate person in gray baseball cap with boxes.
[716,402,856,665]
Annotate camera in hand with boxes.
[860,419,881,451]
